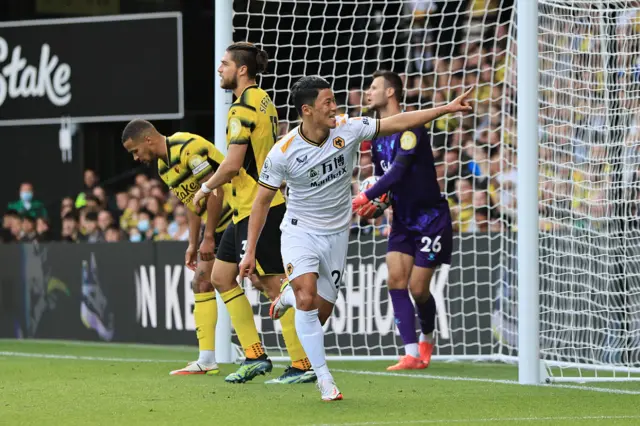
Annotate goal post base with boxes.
[547,376,640,383]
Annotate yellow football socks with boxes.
[221,285,265,359]
[194,291,217,352]
[280,309,311,371]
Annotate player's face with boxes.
[123,138,155,165]
[366,77,388,110]
[309,88,337,129]
[218,51,238,90]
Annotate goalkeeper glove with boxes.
[352,193,377,219]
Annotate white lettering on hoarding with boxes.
[0,37,71,108]
[135,266,157,328]
[165,265,182,330]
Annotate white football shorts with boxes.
[280,219,349,304]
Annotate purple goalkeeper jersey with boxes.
[368,126,447,233]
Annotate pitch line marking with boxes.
[2,348,639,396]
[309,415,640,426]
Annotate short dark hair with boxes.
[4,209,20,218]
[85,211,98,222]
[227,42,269,79]
[106,225,121,234]
[138,208,153,219]
[291,76,332,116]
[121,119,155,144]
[21,214,36,224]
[63,212,78,222]
[372,70,404,104]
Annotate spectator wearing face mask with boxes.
[8,182,48,219]
[169,205,190,241]
[129,227,143,243]
[136,209,154,240]
[153,216,172,241]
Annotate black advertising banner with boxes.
[0,237,499,356]
[14,241,151,342]
[5,235,640,365]
[137,242,203,346]
[0,13,183,126]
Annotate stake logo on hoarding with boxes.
[0,37,72,108]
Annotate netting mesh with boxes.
[534,0,640,376]
[230,0,640,377]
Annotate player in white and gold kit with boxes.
[239,76,473,401]
[258,112,378,306]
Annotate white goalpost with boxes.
[516,0,540,385]
[213,0,235,364]
[216,0,640,383]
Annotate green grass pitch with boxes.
[1,339,640,425]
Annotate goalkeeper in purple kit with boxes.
[353,70,456,370]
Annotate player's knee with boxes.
[410,285,431,303]
[294,290,316,311]
[387,273,409,290]
[192,278,214,294]
[198,281,214,293]
[210,267,238,293]
[210,274,231,292]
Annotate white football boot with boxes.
[317,379,343,401]
[169,361,219,376]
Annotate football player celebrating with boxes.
[238,76,472,400]
[357,70,453,370]
[192,42,314,384]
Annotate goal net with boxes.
[230,0,640,382]
[534,0,640,381]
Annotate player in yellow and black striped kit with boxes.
[192,42,314,384]
[122,123,232,375]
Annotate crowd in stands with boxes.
[1,170,190,244]
[1,0,517,244]
[344,0,514,236]
[6,0,632,243]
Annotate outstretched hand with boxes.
[446,87,474,114]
